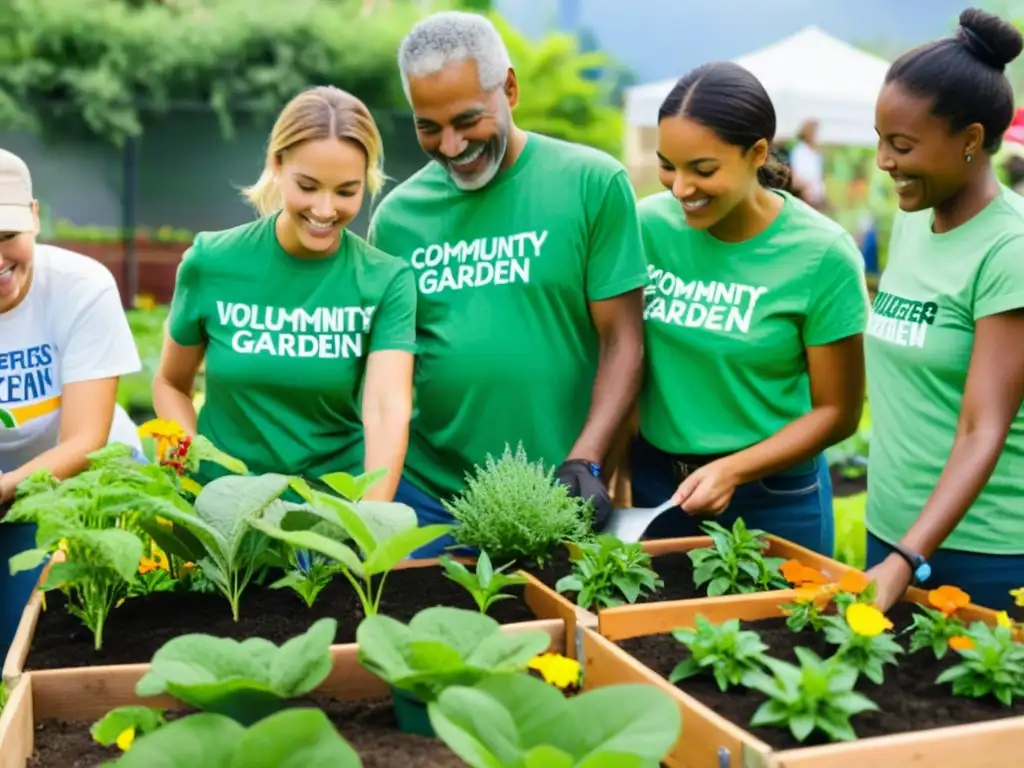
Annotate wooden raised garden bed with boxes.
[3,556,578,685]
[0,618,567,768]
[581,587,1023,768]
[522,533,853,632]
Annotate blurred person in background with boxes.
[631,61,869,555]
[369,11,647,556]
[0,148,142,658]
[867,8,1024,612]
[790,118,829,210]
[153,86,416,502]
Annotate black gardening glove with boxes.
[556,459,612,532]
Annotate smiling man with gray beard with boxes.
[368,11,647,556]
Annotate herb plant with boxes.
[103,708,360,767]
[428,674,681,768]
[132,618,336,725]
[250,484,452,617]
[688,519,787,597]
[743,648,878,743]
[356,606,551,703]
[906,586,972,660]
[439,551,528,614]
[443,443,593,566]
[669,615,770,692]
[270,551,336,608]
[936,621,1024,705]
[823,604,903,685]
[554,534,663,610]
[135,473,293,621]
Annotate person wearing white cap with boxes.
[0,148,143,658]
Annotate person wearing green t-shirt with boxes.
[630,61,869,555]
[153,86,416,501]
[368,12,647,556]
[866,10,1024,612]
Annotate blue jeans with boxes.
[866,533,1024,612]
[0,522,43,663]
[629,434,835,557]
[393,477,475,559]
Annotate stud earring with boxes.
[966,154,973,163]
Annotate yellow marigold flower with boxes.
[997,611,1013,629]
[138,419,186,461]
[116,727,135,751]
[528,653,581,689]
[1010,587,1024,608]
[846,603,893,637]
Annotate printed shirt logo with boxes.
[409,230,548,294]
[0,344,61,429]
[867,290,937,349]
[216,302,376,359]
[643,266,768,333]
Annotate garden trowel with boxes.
[603,498,677,543]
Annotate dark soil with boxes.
[26,565,535,670]
[829,466,867,498]
[28,697,464,768]
[526,548,783,610]
[619,601,1024,750]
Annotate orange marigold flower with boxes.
[949,635,975,651]
[781,559,827,587]
[928,586,970,616]
[835,570,870,595]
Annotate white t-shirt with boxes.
[789,141,825,204]
[0,244,143,472]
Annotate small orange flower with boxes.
[781,559,827,587]
[835,570,870,595]
[929,586,970,616]
[949,635,975,651]
[794,584,834,610]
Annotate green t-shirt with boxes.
[167,214,416,481]
[368,132,648,501]
[638,189,869,454]
[866,186,1024,554]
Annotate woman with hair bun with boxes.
[630,61,869,553]
[152,86,416,501]
[867,8,1024,610]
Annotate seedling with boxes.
[438,551,528,614]
[937,620,1024,706]
[906,586,972,660]
[688,519,787,597]
[669,615,770,692]
[823,603,903,685]
[555,534,663,610]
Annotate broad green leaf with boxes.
[268,618,337,695]
[476,551,494,588]
[72,528,145,582]
[195,474,291,564]
[41,561,90,590]
[410,607,502,658]
[248,520,364,577]
[91,706,166,746]
[131,496,224,558]
[191,435,248,475]
[576,754,648,768]
[8,547,48,575]
[363,523,454,575]
[354,500,418,545]
[462,629,552,671]
[314,492,376,555]
[524,746,576,768]
[320,468,387,501]
[470,674,564,747]
[428,687,520,768]
[356,614,415,679]
[139,518,206,563]
[230,708,360,767]
[103,713,243,766]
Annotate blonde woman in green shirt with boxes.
[867,9,1024,612]
[631,61,869,555]
[153,86,417,502]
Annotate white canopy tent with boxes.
[624,26,892,147]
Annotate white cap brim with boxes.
[0,204,34,234]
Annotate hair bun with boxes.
[957,7,1023,70]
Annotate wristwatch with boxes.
[889,542,932,585]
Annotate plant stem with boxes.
[338,568,373,616]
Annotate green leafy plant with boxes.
[936,621,1024,705]
[554,534,663,610]
[250,476,452,617]
[668,615,770,692]
[91,706,166,750]
[439,551,528,614]
[3,444,187,648]
[742,648,878,743]
[688,519,787,597]
[444,443,593,567]
[132,473,292,621]
[102,708,360,767]
[428,674,681,768]
[906,605,970,660]
[356,607,551,703]
[270,551,336,608]
[131,618,336,725]
[822,607,903,685]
